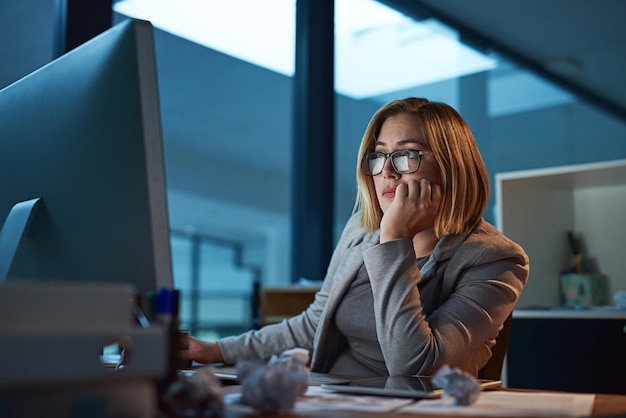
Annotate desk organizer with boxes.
[560,273,604,306]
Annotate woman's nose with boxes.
[381,157,398,177]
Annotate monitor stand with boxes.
[0,197,42,281]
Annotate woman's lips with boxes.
[382,186,396,198]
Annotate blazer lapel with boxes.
[311,236,377,371]
[324,244,367,308]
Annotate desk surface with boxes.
[589,393,626,417]
[189,366,626,417]
[211,369,626,418]
[4,370,624,417]
[217,387,626,418]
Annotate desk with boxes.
[217,387,626,418]
[592,393,626,417]
[213,372,626,418]
[4,373,624,417]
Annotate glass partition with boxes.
[333,0,626,238]
[111,0,626,334]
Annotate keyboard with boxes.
[180,365,359,386]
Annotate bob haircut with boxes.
[354,97,489,238]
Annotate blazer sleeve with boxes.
[218,213,366,364]
[363,227,528,376]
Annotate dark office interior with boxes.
[1,0,625,396]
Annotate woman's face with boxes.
[372,113,441,214]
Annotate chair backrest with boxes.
[477,313,513,381]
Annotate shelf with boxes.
[496,159,626,307]
[496,159,626,189]
[513,307,626,320]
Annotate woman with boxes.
[181,97,529,377]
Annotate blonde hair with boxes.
[354,97,489,238]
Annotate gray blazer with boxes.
[219,213,529,376]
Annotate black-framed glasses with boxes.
[361,149,424,176]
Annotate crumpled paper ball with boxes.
[237,348,310,414]
[162,366,224,417]
[432,364,481,406]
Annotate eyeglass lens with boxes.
[362,150,422,176]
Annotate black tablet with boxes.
[320,375,501,398]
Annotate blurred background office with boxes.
[2,0,625,340]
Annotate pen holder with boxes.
[560,273,604,306]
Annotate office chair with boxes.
[477,313,513,381]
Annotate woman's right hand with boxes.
[380,178,441,243]
[180,335,225,364]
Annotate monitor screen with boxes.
[0,19,173,296]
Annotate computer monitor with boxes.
[0,19,173,296]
